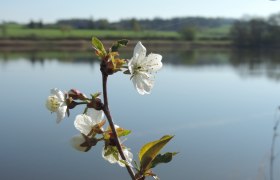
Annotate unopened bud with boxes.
[87,98,103,110]
[68,89,87,100]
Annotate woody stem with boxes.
[101,72,136,180]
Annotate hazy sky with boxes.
[1,0,280,23]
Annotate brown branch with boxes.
[101,72,136,180]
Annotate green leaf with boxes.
[91,92,101,99]
[104,147,114,156]
[116,128,131,137]
[111,39,129,52]
[150,152,178,168]
[139,135,174,172]
[104,146,118,157]
[92,37,107,58]
[134,160,140,171]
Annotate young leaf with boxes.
[139,135,174,172]
[111,39,129,52]
[150,152,178,168]
[116,128,131,137]
[92,37,107,58]
[91,92,101,99]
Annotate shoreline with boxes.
[0,39,232,51]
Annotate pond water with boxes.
[0,48,280,180]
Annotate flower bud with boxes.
[68,89,87,100]
[87,98,103,110]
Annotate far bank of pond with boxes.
[0,39,232,51]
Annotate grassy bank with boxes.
[0,39,231,51]
[0,25,179,40]
[0,24,230,40]
[0,24,232,51]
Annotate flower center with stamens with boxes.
[133,65,147,74]
[46,96,61,112]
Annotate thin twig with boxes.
[101,73,136,180]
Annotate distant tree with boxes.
[268,12,280,26]
[230,18,280,47]
[248,19,269,46]
[230,20,250,47]
[179,26,196,41]
[130,18,141,31]
[38,20,43,28]
[88,16,95,29]
[96,19,109,29]
[1,21,7,38]
[27,20,35,28]
[54,17,235,31]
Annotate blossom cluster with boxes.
[45,38,175,180]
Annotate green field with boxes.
[0,24,231,40]
[196,25,231,40]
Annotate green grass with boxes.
[0,25,180,40]
[196,25,231,40]
[0,24,231,40]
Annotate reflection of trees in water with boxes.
[230,49,280,81]
[2,49,280,81]
[0,51,97,66]
[173,50,230,66]
[163,49,280,81]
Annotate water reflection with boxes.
[2,49,280,81]
[0,49,280,180]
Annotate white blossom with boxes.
[74,108,104,136]
[128,41,162,95]
[102,146,133,167]
[70,134,88,152]
[45,88,67,123]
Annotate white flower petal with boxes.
[102,146,133,167]
[70,134,87,152]
[74,114,94,135]
[128,59,135,74]
[56,105,67,123]
[125,149,133,162]
[128,42,162,95]
[132,74,145,95]
[117,149,133,167]
[142,78,154,93]
[86,108,104,123]
[132,72,154,95]
[102,147,118,164]
[145,53,163,73]
[133,41,146,64]
[50,88,65,101]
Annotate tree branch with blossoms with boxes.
[45,37,177,180]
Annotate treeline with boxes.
[230,13,280,48]
[26,17,234,31]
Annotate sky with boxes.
[1,0,280,23]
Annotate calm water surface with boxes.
[0,49,280,180]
